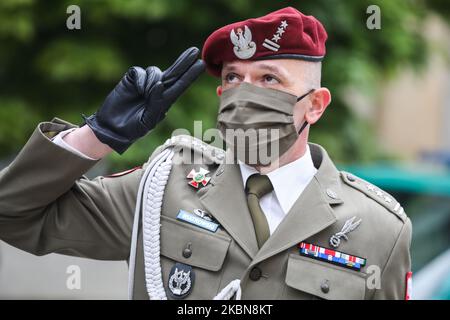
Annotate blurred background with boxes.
[0,0,449,299]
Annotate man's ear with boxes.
[216,86,223,96]
[305,87,331,125]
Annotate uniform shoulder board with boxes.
[340,171,407,222]
[161,134,225,164]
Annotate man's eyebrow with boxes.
[256,63,288,78]
[222,63,289,79]
[222,64,238,74]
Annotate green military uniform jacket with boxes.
[0,119,412,299]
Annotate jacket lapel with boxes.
[198,157,259,258]
[198,144,344,264]
[250,143,344,267]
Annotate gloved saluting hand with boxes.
[83,47,205,154]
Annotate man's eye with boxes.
[225,73,240,83]
[263,75,280,84]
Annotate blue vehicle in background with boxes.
[341,163,450,300]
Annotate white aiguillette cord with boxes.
[128,148,173,299]
[127,147,241,300]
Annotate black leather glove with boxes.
[83,47,205,154]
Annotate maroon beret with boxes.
[202,7,328,77]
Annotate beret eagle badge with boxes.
[230,25,256,59]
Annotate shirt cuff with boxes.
[52,129,98,161]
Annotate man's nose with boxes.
[240,78,266,90]
[242,74,256,84]
[242,75,252,83]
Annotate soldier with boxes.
[0,7,412,300]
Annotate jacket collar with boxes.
[198,143,344,261]
[238,144,318,215]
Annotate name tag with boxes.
[176,209,219,233]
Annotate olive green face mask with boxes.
[217,82,313,165]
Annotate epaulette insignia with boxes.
[340,171,406,222]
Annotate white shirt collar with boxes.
[238,145,317,214]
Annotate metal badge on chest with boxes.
[329,216,362,248]
[168,263,195,299]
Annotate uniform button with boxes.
[182,243,192,258]
[320,280,330,294]
[326,189,337,199]
[249,267,262,281]
[182,248,192,258]
[216,152,225,161]
[347,174,356,182]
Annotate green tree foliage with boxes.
[0,0,442,170]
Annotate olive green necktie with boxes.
[246,174,273,248]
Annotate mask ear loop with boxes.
[296,88,315,102]
[296,88,316,135]
[298,120,309,135]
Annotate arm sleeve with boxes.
[0,119,143,261]
[372,217,413,299]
